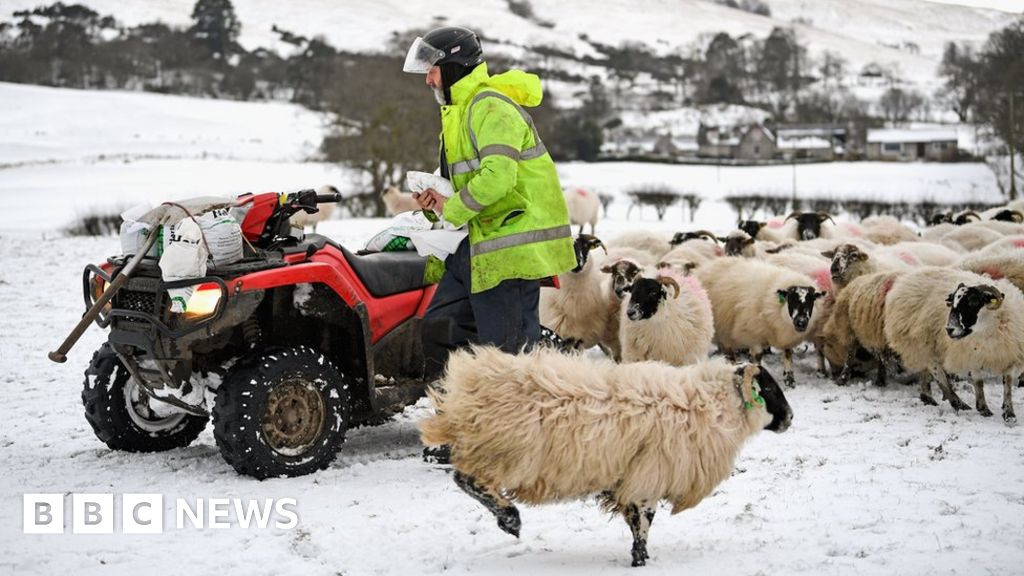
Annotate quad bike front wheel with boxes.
[82,344,208,452]
[213,346,350,479]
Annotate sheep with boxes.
[880,241,960,267]
[720,230,785,258]
[940,223,1005,252]
[884,267,1024,421]
[979,205,1024,223]
[667,230,724,260]
[597,257,647,360]
[420,346,793,567]
[290,184,339,232]
[824,243,914,292]
[821,271,900,387]
[970,219,1024,237]
[956,251,1024,391]
[784,210,865,241]
[697,258,828,386]
[657,245,706,276]
[619,270,714,367]
[564,187,601,234]
[381,185,419,216]
[973,235,1024,257]
[738,216,796,243]
[860,215,920,245]
[539,234,609,350]
[606,230,674,260]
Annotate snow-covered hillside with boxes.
[2,63,1024,576]
[2,0,1018,89]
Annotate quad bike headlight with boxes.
[183,284,223,320]
[90,276,112,314]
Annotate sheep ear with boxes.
[983,287,1005,309]
[815,290,828,300]
[821,250,835,259]
[600,264,614,274]
[777,289,788,303]
[684,262,698,274]
[856,251,869,261]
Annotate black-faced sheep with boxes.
[697,258,828,386]
[619,270,714,366]
[539,234,609,350]
[420,346,793,567]
[884,267,1024,422]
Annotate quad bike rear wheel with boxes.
[213,346,350,479]
[82,344,208,452]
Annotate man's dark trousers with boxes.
[421,238,541,379]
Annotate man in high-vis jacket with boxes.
[403,26,576,381]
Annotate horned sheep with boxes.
[539,235,609,350]
[421,347,792,567]
[883,267,1024,422]
[619,270,714,367]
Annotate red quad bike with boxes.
[59,190,442,479]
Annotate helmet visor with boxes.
[403,37,446,74]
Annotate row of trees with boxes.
[938,21,1024,197]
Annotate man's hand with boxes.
[413,188,447,215]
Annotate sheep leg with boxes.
[918,374,939,406]
[878,349,901,388]
[1017,374,1023,389]
[931,368,971,412]
[837,346,859,386]
[623,502,656,567]
[972,378,993,417]
[814,339,828,376]
[782,348,795,388]
[453,471,521,538]
[1002,374,1017,425]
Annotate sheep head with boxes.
[734,365,792,433]
[738,219,766,239]
[601,259,644,299]
[945,283,1005,339]
[623,277,675,321]
[992,209,1024,223]
[571,234,606,273]
[777,285,828,333]
[953,210,981,225]
[787,210,834,240]
[723,231,755,257]
[824,244,869,286]
[670,230,719,246]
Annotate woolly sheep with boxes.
[420,346,793,567]
[979,205,1024,223]
[697,258,828,386]
[824,243,913,292]
[821,271,900,387]
[884,267,1024,421]
[381,186,419,216]
[290,184,338,232]
[597,257,647,360]
[539,235,609,350]
[606,230,674,260]
[860,215,920,245]
[668,230,724,260]
[564,187,601,235]
[619,270,714,367]
[940,223,1005,252]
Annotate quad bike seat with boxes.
[285,234,431,297]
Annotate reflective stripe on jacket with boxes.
[439,62,575,293]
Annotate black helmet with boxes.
[402,26,483,73]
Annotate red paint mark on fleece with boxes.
[575,188,590,198]
[880,277,896,298]
[1013,239,1024,248]
[810,268,833,292]
[714,246,725,257]
[659,270,711,306]
[982,266,1005,280]
[767,219,784,229]
[842,222,864,238]
[896,251,918,266]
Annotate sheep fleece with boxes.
[420,347,770,514]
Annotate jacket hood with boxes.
[450,62,544,107]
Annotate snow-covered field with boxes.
[2,83,1023,575]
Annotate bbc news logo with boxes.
[23,494,298,534]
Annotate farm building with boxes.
[866,128,959,162]
[698,123,776,161]
[775,124,846,160]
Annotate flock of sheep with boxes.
[420,189,1024,567]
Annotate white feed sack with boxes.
[197,208,244,266]
[119,203,159,257]
[159,218,209,313]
